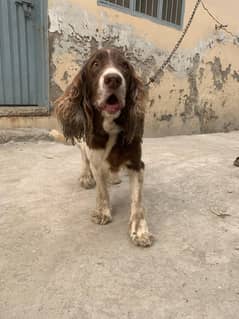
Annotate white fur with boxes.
[84,115,121,169]
[99,67,125,91]
[75,110,121,177]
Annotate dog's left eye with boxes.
[121,62,129,70]
[122,61,129,69]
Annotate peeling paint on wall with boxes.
[208,57,231,90]
[48,0,239,137]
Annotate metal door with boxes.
[0,0,48,106]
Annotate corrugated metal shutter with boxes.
[0,0,48,106]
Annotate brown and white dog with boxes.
[55,48,153,247]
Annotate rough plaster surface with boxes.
[48,0,239,137]
[0,129,53,144]
[1,132,239,318]
[0,116,58,131]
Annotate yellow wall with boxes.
[48,0,239,136]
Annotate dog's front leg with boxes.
[78,142,96,189]
[128,168,153,247]
[90,164,112,225]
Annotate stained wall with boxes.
[48,0,239,136]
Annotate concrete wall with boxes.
[4,0,237,136]
[48,0,239,137]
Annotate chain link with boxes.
[146,0,202,87]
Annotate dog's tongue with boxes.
[104,95,121,114]
[104,103,121,114]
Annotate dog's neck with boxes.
[102,112,122,135]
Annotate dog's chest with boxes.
[87,117,121,169]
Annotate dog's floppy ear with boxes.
[124,70,146,144]
[54,66,93,143]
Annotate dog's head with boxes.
[55,48,145,144]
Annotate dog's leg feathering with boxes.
[128,168,153,247]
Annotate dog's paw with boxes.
[131,231,154,247]
[130,218,154,247]
[91,209,112,225]
[79,173,96,189]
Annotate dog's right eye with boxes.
[92,61,99,69]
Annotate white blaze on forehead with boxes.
[99,67,125,90]
[95,65,127,110]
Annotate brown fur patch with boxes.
[107,133,144,172]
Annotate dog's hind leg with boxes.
[108,170,122,185]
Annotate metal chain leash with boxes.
[145,0,202,87]
[201,0,239,39]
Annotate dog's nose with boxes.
[104,73,122,89]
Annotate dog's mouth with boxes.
[103,94,122,114]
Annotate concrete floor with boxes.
[1,132,239,319]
